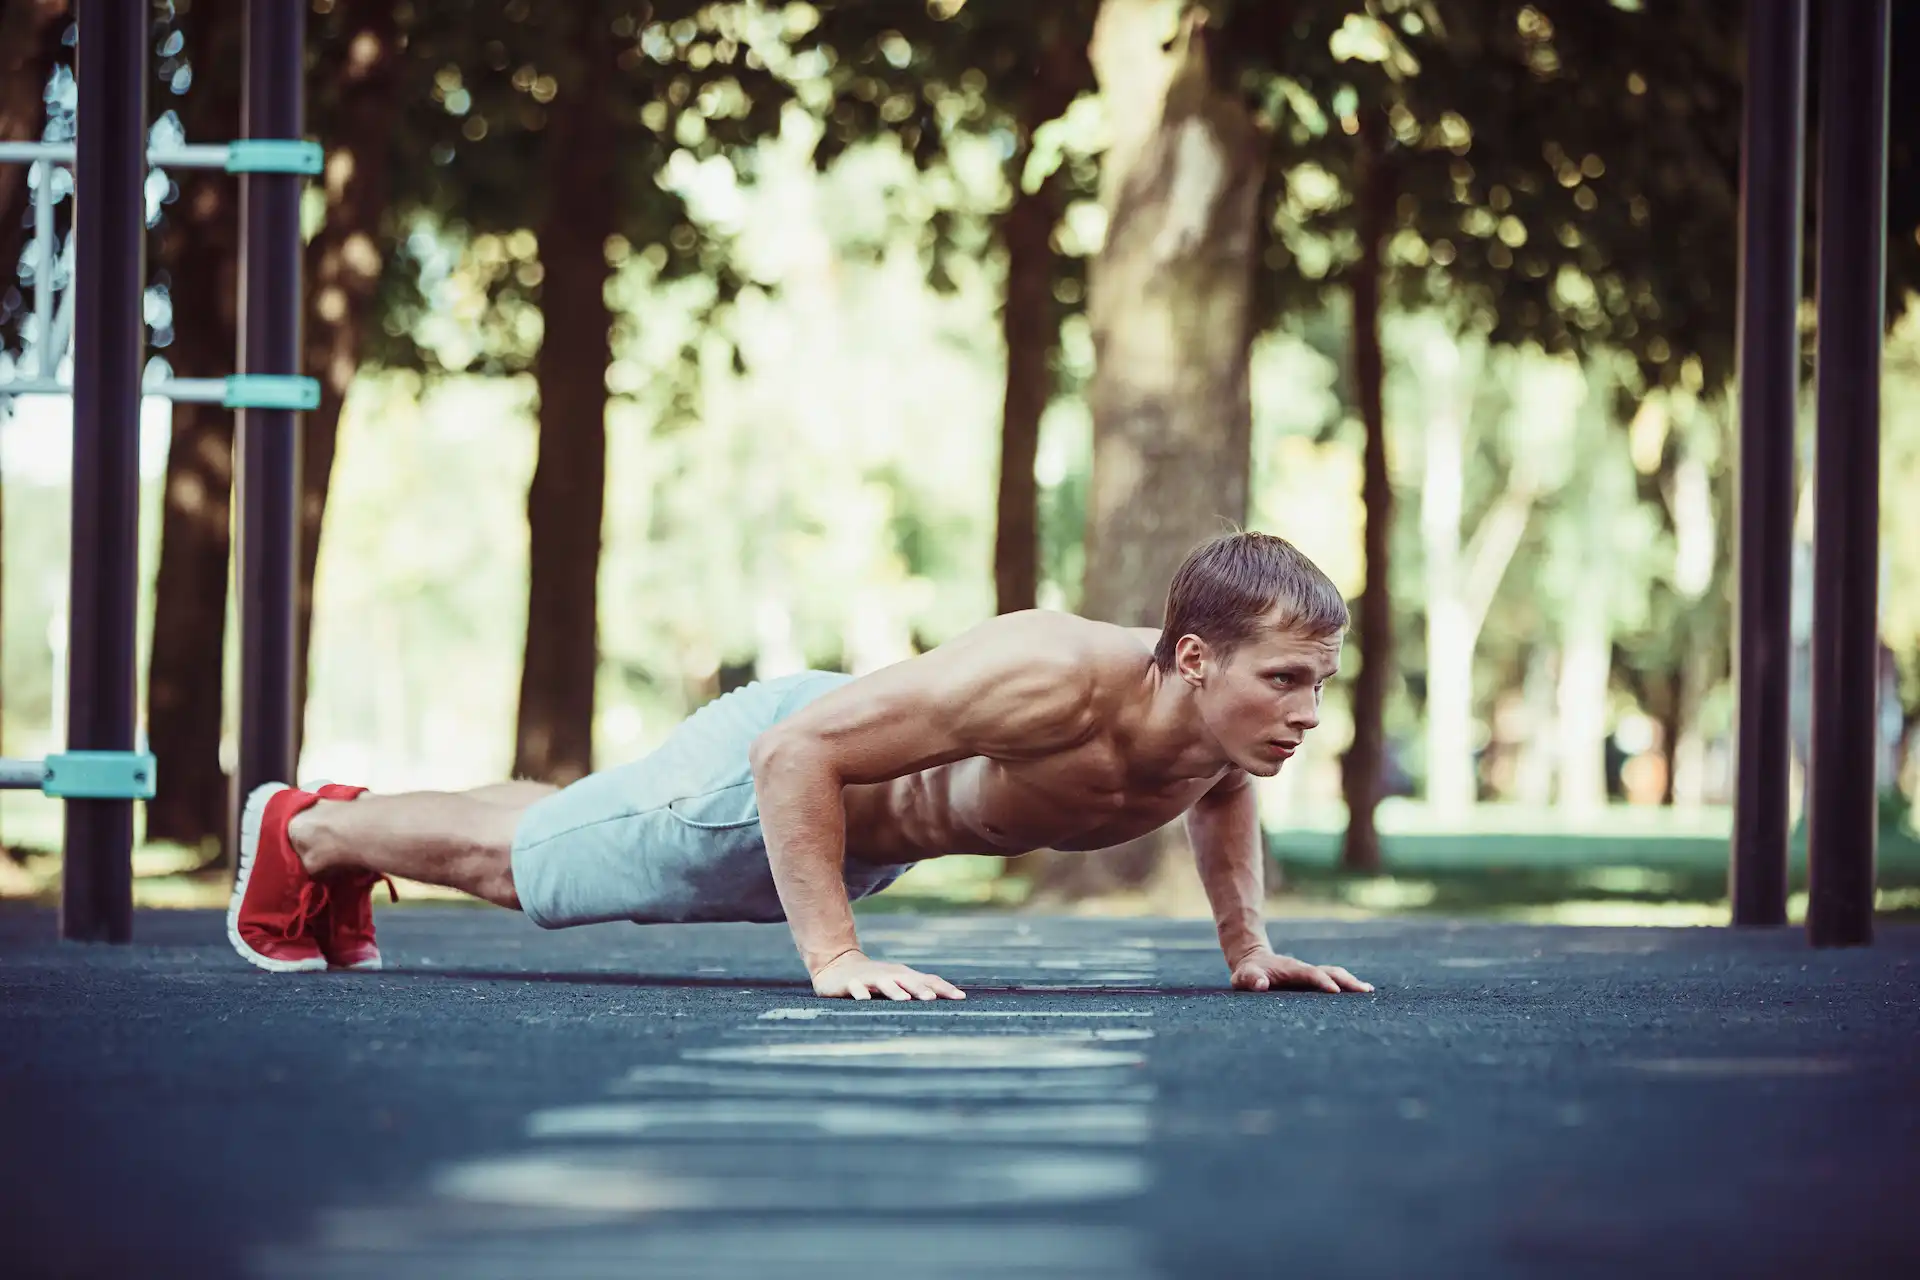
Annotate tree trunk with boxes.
[1551,380,1632,816]
[1515,645,1557,805]
[1554,590,1612,815]
[1421,369,1474,816]
[992,27,1087,616]
[513,10,617,784]
[1033,1,1265,900]
[1669,641,1713,807]
[293,0,403,766]
[144,2,241,857]
[1422,360,1533,817]
[1341,108,1394,875]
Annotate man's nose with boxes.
[1288,692,1320,732]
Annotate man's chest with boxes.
[955,751,1217,854]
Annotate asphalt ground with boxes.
[2,906,1916,1279]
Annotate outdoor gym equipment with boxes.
[0,0,311,941]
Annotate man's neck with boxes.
[1117,661,1234,783]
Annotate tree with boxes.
[992,20,1089,615]
[146,0,242,854]
[513,5,620,785]
[1229,0,1748,854]
[295,0,408,762]
[143,0,413,859]
[800,1,1099,618]
[1416,333,1546,813]
[408,1,793,781]
[1340,104,1395,872]
[1028,2,1267,897]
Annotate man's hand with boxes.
[812,950,967,1001]
[1230,947,1372,994]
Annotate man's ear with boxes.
[1174,634,1210,686]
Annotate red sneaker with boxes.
[227,783,331,973]
[310,784,398,971]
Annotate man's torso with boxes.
[835,620,1231,865]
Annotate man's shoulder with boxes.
[957,610,1153,673]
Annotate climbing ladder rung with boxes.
[0,753,157,800]
[0,759,48,790]
[0,139,321,174]
[0,374,321,408]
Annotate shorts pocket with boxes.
[664,778,760,830]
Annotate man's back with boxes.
[794,611,1232,864]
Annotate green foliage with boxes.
[793,0,1098,316]
[1222,0,1744,389]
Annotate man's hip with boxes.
[508,670,906,928]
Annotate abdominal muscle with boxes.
[838,750,1221,866]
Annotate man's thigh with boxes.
[505,676,811,928]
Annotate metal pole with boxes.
[0,141,244,168]
[1807,0,1888,948]
[63,0,146,943]
[1730,0,1807,928]
[231,0,304,859]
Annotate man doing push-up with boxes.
[226,532,1372,999]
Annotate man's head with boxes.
[1154,532,1348,775]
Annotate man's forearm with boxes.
[751,734,863,974]
[1187,790,1271,966]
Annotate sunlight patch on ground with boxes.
[1339,877,1441,910]
[1498,900,1730,927]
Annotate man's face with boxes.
[1178,620,1343,776]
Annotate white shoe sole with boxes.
[227,781,328,974]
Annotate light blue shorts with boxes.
[509,671,909,929]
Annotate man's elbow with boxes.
[749,726,829,784]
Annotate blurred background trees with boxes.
[2,0,1918,907]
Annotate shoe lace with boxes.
[333,872,399,936]
[284,879,332,942]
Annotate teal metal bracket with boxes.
[224,374,321,411]
[42,751,158,800]
[225,139,323,176]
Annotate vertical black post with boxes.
[1807,0,1888,948]
[1730,0,1807,927]
[231,0,303,856]
[62,0,147,943]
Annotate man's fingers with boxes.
[848,983,872,1001]
[876,978,912,1002]
[931,977,967,1000]
[1324,966,1374,993]
[1251,973,1271,991]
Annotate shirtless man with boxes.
[226,532,1372,999]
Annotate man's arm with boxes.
[1186,774,1374,994]
[749,613,1099,998]
[1186,772,1271,967]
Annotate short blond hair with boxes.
[1152,533,1348,672]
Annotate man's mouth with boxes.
[1267,741,1299,757]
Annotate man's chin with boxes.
[1242,754,1285,778]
